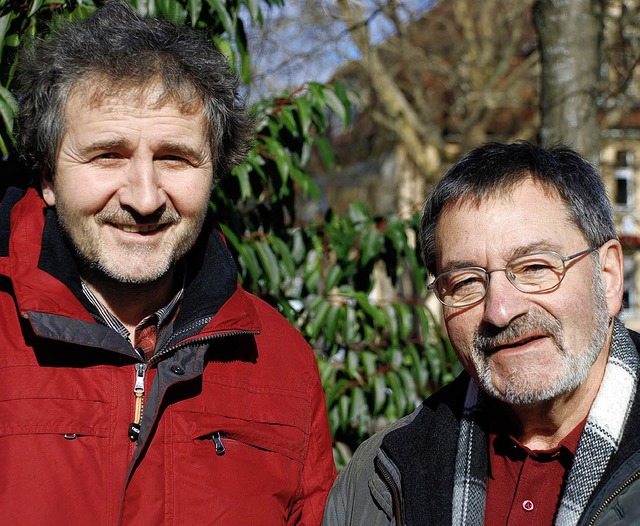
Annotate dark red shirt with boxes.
[485,410,585,525]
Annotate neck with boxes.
[502,337,612,451]
[82,267,177,334]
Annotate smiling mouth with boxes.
[489,335,547,354]
[115,223,168,234]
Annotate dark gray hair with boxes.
[420,141,617,275]
[14,0,253,181]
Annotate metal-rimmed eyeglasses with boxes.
[428,247,598,308]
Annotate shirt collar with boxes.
[81,269,185,343]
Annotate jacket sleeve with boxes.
[321,428,396,526]
[290,359,338,525]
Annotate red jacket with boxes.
[0,188,336,525]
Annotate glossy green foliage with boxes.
[0,0,459,468]
[224,204,462,469]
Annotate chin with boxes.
[92,259,175,285]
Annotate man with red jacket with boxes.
[0,2,336,524]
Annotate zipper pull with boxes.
[212,431,226,456]
[128,363,147,442]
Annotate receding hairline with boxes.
[433,177,579,261]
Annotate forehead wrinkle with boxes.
[77,137,132,155]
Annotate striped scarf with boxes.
[452,318,639,526]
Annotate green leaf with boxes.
[0,84,18,136]
[360,227,384,265]
[294,97,312,136]
[319,360,336,389]
[373,375,387,414]
[214,36,235,68]
[331,81,352,125]
[237,242,262,285]
[27,0,44,17]
[348,202,371,224]
[354,292,386,328]
[207,0,233,34]
[254,240,281,291]
[269,235,296,277]
[324,264,342,292]
[349,386,369,435]
[290,229,306,263]
[324,304,341,345]
[244,0,260,21]
[408,345,429,391]
[388,371,407,416]
[322,85,349,126]
[360,350,377,376]
[280,106,298,135]
[333,441,353,471]
[338,393,350,432]
[383,304,399,345]
[232,163,252,199]
[345,349,360,379]
[0,133,8,158]
[315,135,334,171]
[343,304,357,343]
[325,377,349,407]
[394,302,414,341]
[399,368,418,409]
[307,299,331,340]
[187,0,202,26]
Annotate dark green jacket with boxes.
[322,330,640,526]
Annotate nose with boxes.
[118,159,167,216]
[482,270,530,328]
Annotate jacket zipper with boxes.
[211,431,226,455]
[126,328,259,442]
[128,363,147,442]
[586,469,640,526]
[374,455,404,525]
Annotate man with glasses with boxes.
[323,142,640,525]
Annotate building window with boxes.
[614,150,635,211]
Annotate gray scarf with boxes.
[452,318,639,526]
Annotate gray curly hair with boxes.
[14,0,254,182]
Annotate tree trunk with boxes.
[534,0,602,164]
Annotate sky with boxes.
[246,0,435,100]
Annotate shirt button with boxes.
[170,365,185,375]
[522,500,534,512]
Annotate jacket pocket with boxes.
[167,413,304,525]
[0,365,114,526]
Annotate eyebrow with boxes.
[79,138,129,157]
[439,240,564,274]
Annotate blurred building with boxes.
[308,0,640,327]
[602,131,640,330]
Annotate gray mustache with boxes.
[473,314,563,355]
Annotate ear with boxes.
[599,239,625,317]
[40,168,56,206]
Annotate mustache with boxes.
[95,206,180,226]
[473,312,564,355]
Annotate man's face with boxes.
[42,82,214,284]
[434,179,621,406]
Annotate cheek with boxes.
[54,173,119,216]
[444,309,479,357]
[166,178,212,215]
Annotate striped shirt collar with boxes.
[81,276,185,344]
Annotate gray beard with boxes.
[471,265,610,406]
